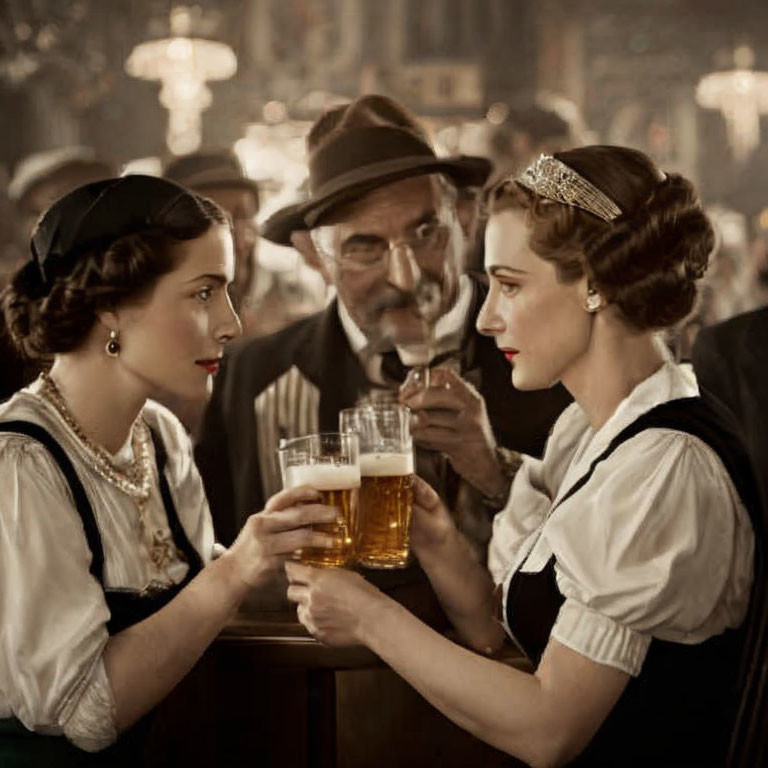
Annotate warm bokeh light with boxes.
[125,6,237,155]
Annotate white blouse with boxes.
[0,380,216,751]
[488,361,754,677]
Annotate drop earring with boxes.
[105,330,120,357]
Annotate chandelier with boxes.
[125,6,236,155]
[696,46,768,163]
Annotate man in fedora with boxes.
[163,149,260,320]
[195,95,570,584]
[9,146,116,241]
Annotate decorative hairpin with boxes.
[516,154,622,222]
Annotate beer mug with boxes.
[339,404,415,569]
[277,432,360,568]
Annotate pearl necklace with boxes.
[38,371,178,577]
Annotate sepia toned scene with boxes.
[0,2,767,767]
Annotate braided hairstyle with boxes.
[492,145,714,331]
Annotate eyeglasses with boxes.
[340,219,451,270]
[312,207,456,272]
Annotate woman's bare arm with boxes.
[287,563,629,768]
[410,477,505,653]
[104,487,336,731]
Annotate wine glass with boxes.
[411,276,444,390]
[408,210,461,390]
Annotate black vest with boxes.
[0,420,205,767]
[505,395,763,767]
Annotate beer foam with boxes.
[359,452,414,477]
[285,463,361,490]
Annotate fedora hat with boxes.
[261,94,492,245]
[9,147,116,207]
[163,149,259,206]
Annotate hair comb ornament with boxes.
[516,154,622,222]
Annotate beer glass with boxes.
[277,432,360,568]
[340,404,414,568]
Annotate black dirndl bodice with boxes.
[504,395,763,767]
[0,420,205,767]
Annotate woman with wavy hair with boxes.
[0,175,338,766]
[286,146,760,767]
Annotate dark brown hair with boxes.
[492,145,714,330]
[2,193,229,358]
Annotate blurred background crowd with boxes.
[2,0,768,351]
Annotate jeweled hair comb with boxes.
[516,154,622,222]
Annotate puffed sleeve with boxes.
[0,437,117,750]
[145,401,216,563]
[545,430,754,677]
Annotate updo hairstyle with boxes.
[2,192,229,359]
[492,145,715,331]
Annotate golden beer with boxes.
[357,452,414,568]
[284,463,360,568]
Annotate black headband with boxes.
[26,174,196,295]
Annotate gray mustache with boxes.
[373,292,415,313]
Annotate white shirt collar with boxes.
[337,273,474,370]
[337,298,369,358]
[555,351,700,507]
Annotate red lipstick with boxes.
[196,358,221,375]
[500,348,519,362]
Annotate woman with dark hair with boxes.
[0,175,338,765]
[285,146,759,767]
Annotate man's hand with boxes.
[399,367,509,498]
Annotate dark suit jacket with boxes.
[693,307,768,510]
[196,276,570,547]
[694,309,768,767]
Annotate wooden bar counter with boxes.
[145,585,528,768]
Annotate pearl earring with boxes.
[105,330,120,357]
[584,288,603,313]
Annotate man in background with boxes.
[196,94,570,588]
[163,149,260,322]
